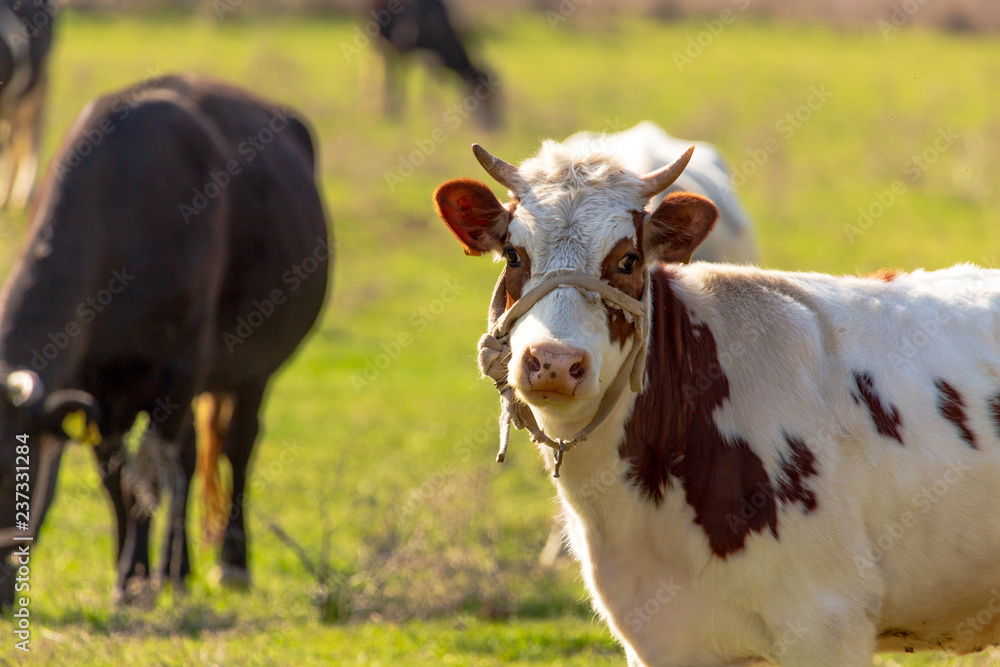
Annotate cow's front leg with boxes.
[92,435,151,604]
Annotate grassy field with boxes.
[1,10,1000,666]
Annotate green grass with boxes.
[1,10,1000,665]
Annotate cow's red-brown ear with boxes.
[434,178,510,256]
[643,192,719,263]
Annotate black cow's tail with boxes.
[196,392,234,544]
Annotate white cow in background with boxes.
[564,121,757,265]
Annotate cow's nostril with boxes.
[569,362,587,380]
[525,353,541,373]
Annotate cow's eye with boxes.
[503,246,522,268]
[617,253,639,274]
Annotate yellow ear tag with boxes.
[62,410,102,446]
[682,252,694,264]
[86,421,103,446]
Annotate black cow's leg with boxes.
[92,438,128,562]
[117,484,152,602]
[218,382,266,586]
[92,435,152,603]
[0,550,14,610]
[383,47,405,119]
[0,437,65,609]
[159,417,195,588]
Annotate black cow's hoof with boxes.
[210,564,250,590]
[113,575,158,608]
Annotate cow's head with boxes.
[0,368,100,607]
[434,142,718,439]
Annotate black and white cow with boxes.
[0,73,331,607]
[435,140,1000,665]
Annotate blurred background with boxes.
[1,0,999,664]
[60,0,1000,31]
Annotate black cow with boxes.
[0,0,56,208]
[373,0,501,128]
[0,73,331,607]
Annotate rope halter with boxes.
[476,267,649,477]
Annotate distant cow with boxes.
[564,121,757,264]
[0,73,330,607]
[435,140,1000,665]
[0,0,56,208]
[372,0,500,128]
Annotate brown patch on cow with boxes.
[867,269,901,282]
[989,393,1000,439]
[600,236,644,348]
[775,435,818,513]
[935,379,977,448]
[504,246,531,310]
[852,371,904,444]
[631,209,646,248]
[618,266,779,558]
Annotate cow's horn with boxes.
[5,370,44,408]
[639,145,695,199]
[472,144,523,196]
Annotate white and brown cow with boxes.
[434,140,1000,666]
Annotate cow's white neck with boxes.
[528,270,654,515]
[544,390,638,522]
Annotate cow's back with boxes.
[155,75,330,389]
[671,262,1000,652]
[2,89,233,401]
[7,74,329,401]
